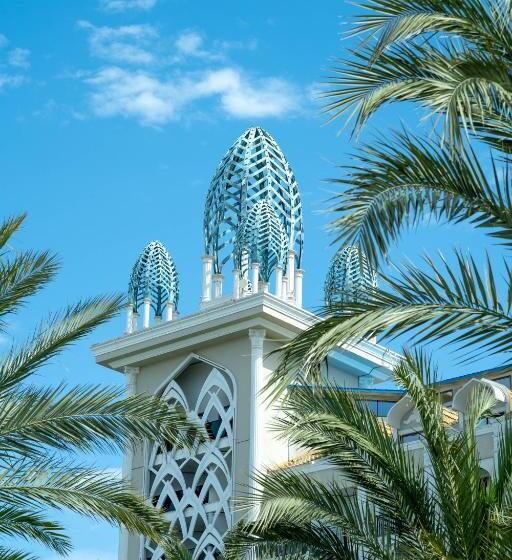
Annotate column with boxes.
[126,304,134,334]
[143,298,151,329]
[295,269,304,307]
[132,312,138,332]
[287,250,295,299]
[248,328,266,518]
[232,270,241,300]
[202,255,213,304]
[282,277,288,300]
[118,366,140,560]
[251,262,260,294]
[165,301,173,321]
[274,266,283,298]
[213,274,223,299]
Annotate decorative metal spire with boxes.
[324,245,377,305]
[204,127,303,275]
[234,200,288,282]
[127,241,179,331]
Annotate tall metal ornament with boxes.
[234,200,288,282]
[128,240,179,316]
[204,127,303,274]
[324,245,377,305]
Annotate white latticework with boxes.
[234,200,288,282]
[204,127,303,275]
[324,245,377,305]
[145,366,235,560]
[128,240,179,316]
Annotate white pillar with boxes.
[282,276,288,300]
[143,298,151,329]
[262,282,269,293]
[165,301,173,321]
[202,255,213,304]
[295,269,304,308]
[213,274,223,299]
[248,328,266,518]
[125,304,134,334]
[287,250,295,298]
[132,312,138,332]
[251,262,260,294]
[118,366,140,560]
[232,270,240,300]
[274,266,283,298]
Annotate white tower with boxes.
[92,128,398,560]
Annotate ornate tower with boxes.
[324,245,377,305]
[92,128,398,560]
[202,127,304,307]
[126,241,179,332]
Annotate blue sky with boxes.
[0,0,506,558]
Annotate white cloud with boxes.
[0,73,24,90]
[8,47,30,68]
[84,66,302,125]
[99,0,157,12]
[174,30,213,59]
[78,20,157,64]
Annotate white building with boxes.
[92,127,510,560]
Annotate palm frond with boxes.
[0,506,70,555]
[329,130,512,266]
[0,214,26,254]
[324,38,512,148]
[0,295,123,392]
[0,384,204,458]
[0,460,170,546]
[270,250,512,392]
[0,547,37,560]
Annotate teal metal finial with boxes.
[234,200,288,282]
[204,127,303,275]
[325,245,377,305]
[128,240,179,317]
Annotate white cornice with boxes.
[92,292,401,375]
[92,293,316,371]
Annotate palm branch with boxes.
[227,350,512,559]
[324,0,512,150]
[328,130,512,267]
[0,214,204,558]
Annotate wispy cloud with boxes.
[99,0,157,12]
[85,66,302,125]
[174,30,217,61]
[76,23,306,126]
[8,47,30,69]
[78,20,158,64]
[0,35,29,91]
[0,73,25,90]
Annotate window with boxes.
[364,400,396,417]
[494,375,511,389]
[440,390,453,407]
[399,431,422,444]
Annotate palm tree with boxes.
[262,0,512,396]
[0,214,203,559]
[225,350,512,560]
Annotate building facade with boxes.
[92,126,509,560]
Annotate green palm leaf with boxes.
[329,130,512,266]
[0,384,203,458]
[0,507,70,555]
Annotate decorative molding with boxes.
[145,366,235,560]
